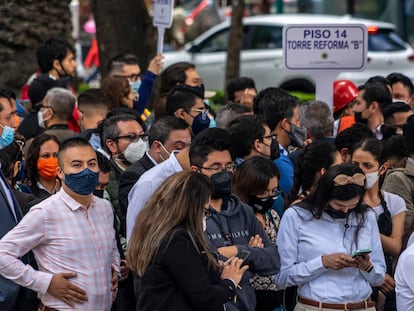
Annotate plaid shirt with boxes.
[0,188,120,310]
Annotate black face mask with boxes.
[269,138,280,161]
[354,112,368,126]
[248,195,277,214]
[287,123,307,148]
[259,137,280,161]
[211,170,233,199]
[93,189,105,198]
[325,205,350,219]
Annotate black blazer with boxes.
[0,171,23,310]
[118,153,155,214]
[134,229,236,311]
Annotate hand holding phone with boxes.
[235,249,251,262]
[351,248,372,258]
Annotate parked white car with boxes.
[163,14,414,92]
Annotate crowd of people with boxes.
[0,36,413,311]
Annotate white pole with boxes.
[69,0,86,78]
[310,71,339,113]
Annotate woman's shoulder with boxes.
[383,191,406,204]
[158,228,205,263]
[284,204,314,221]
[164,227,190,241]
[162,227,199,249]
[383,191,407,214]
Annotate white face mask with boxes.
[202,216,207,232]
[124,138,148,164]
[365,171,380,189]
[37,109,51,128]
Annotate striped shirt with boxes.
[0,188,120,310]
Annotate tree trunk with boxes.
[0,0,72,91]
[261,0,271,14]
[91,0,156,78]
[225,0,245,95]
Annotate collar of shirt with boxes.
[59,188,95,211]
[279,144,288,156]
[146,151,158,165]
[374,124,383,140]
[113,158,126,172]
[234,157,244,167]
[37,181,56,194]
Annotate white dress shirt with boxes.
[126,151,182,241]
[395,239,414,311]
[275,205,386,303]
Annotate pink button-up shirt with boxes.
[0,188,120,310]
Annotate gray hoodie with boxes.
[205,194,281,311]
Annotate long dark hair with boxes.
[301,163,368,219]
[127,171,215,276]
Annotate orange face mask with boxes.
[37,157,58,180]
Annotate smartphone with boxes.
[235,249,251,262]
[351,248,372,258]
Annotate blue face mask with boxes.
[0,124,15,150]
[209,116,216,128]
[192,109,211,136]
[129,80,142,94]
[63,168,99,195]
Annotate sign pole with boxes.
[309,72,339,112]
[153,0,174,54]
[157,27,165,55]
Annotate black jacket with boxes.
[118,153,155,214]
[134,228,236,311]
[0,170,25,309]
[19,74,70,140]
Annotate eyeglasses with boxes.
[114,73,141,82]
[262,134,277,140]
[187,108,209,118]
[191,108,208,114]
[200,163,235,173]
[257,189,281,199]
[116,133,147,142]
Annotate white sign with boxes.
[153,0,174,28]
[283,24,367,71]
